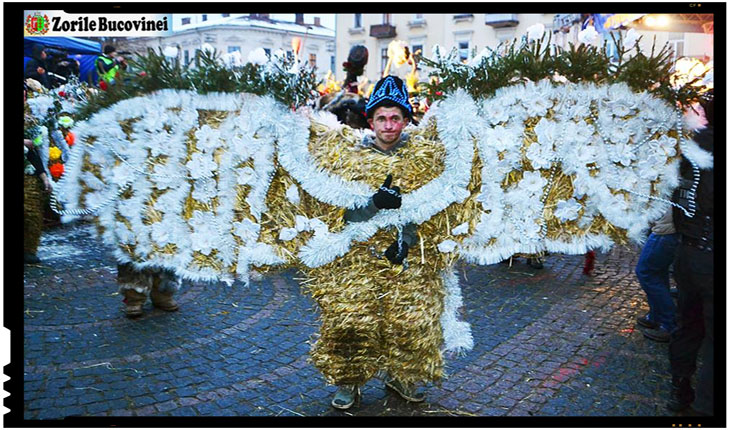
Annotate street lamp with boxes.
[644,14,670,28]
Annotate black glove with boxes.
[372,174,401,209]
[384,240,409,265]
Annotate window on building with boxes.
[330,55,335,73]
[181,17,191,25]
[309,53,317,68]
[228,46,240,53]
[354,14,362,28]
[381,47,388,74]
[668,32,685,63]
[264,48,271,58]
[383,14,391,24]
[184,50,190,65]
[202,14,208,22]
[458,40,470,63]
[222,13,230,18]
[412,44,424,69]
[414,14,423,20]
[286,50,294,62]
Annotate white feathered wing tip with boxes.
[681,130,713,170]
[440,268,474,356]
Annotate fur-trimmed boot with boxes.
[118,263,154,318]
[123,289,148,318]
[150,273,179,312]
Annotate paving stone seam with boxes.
[431,255,641,416]
[23,277,290,374]
[122,355,310,416]
[24,280,206,332]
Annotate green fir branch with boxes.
[75,48,321,121]
[421,30,708,109]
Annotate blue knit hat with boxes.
[365,75,413,119]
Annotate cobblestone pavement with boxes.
[21,222,699,420]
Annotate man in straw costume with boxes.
[314,76,438,409]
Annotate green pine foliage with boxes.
[76,48,320,121]
[421,31,710,109]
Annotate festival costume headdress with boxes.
[365,75,413,119]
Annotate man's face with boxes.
[368,106,409,149]
[40,50,47,60]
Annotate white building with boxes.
[126,14,335,79]
[335,13,713,84]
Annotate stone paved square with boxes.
[17,222,713,421]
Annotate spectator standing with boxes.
[635,208,680,342]
[96,45,127,88]
[25,45,51,89]
[667,97,714,416]
[24,137,53,264]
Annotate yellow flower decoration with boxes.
[49,146,62,161]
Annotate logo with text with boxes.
[25,12,50,35]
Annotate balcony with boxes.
[453,14,474,23]
[485,14,519,28]
[348,26,365,35]
[369,23,396,39]
[408,18,426,29]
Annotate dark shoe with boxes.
[385,377,425,403]
[527,257,544,269]
[331,385,359,410]
[667,377,694,412]
[24,253,41,264]
[639,325,671,342]
[669,287,679,299]
[636,313,659,329]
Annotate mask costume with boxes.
[51,40,712,398]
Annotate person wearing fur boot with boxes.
[117,263,180,318]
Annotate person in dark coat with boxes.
[667,96,714,416]
[24,45,51,89]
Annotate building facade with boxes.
[335,13,714,84]
[119,14,335,79]
[335,14,556,83]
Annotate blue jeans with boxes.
[635,232,680,331]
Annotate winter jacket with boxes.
[24,45,50,88]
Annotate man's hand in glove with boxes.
[385,240,409,265]
[372,174,401,209]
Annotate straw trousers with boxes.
[307,247,445,386]
[24,175,44,255]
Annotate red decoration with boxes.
[583,251,596,275]
[49,163,64,180]
[99,81,108,91]
[139,71,147,77]
[65,131,75,146]
[58,91,66,98]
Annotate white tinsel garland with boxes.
[56,90,285,284]
[294,89,479,268]
[57,84,700,280]
[458,80,684,263]
[440,266,474,355]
